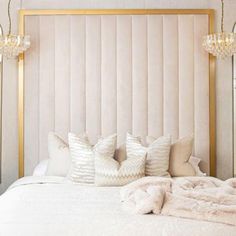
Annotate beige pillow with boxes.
[147,135,195,177]
[189,156,206,176]
[95,134,146,186]
[114,144,126,163]
[169,136,195,176]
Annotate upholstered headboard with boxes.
[18,9,215,177]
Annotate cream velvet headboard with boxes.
[18,9,215,177]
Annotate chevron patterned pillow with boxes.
[95,134,146,186]
[68,133,117,184]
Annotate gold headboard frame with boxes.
[18,9,216,177]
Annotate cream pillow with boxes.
[46,132,71,176]
[127,133,171,177]
[95,133,146,186]
[169,136,195,176]
[68,133,117,184]
[189,156,206,176]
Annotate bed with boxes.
[0,176,235,236]
[1,9,231,236]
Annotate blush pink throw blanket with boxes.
[120,177,236,226]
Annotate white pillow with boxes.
[68,133,117,184]
[127,133,171,177]
[95,134,146,186]
[46,132,71,176]
[33,159,49,176]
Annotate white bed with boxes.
[0,9,225,236]
[0,176,235,236]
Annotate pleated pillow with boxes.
[95,134,146,186]
[128,133,171,177]
[68,133,117,184]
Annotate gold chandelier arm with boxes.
[7,0,12,36]
[221,0,224,32]
[233,22,236,32]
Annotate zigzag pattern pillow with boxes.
[95,134,146,186]
[68,133,117,184]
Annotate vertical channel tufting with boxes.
[101,16,117,137]
[194,15,210,173]
[178,15,194,138]
[147,15,164,138]
[132,15,148,140]
[163,15,179,141]
[70,15,86,134]
[24,16,40,175]
[38,16,55,163]
[86,16,101,144]
[117,16,132,145]
[54,16,70,141]
[23,13,211,175]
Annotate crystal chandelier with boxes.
[203,0,236,59]
[0,0,30,58]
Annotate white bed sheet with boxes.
[0,176,235,236]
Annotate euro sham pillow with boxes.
[189,156,206,176]
[46,132,71,177]
[169,136,195,176]
[95,133,146,186]
[127,133,171,177]
[68,133,117,184]
[33,159,49,176]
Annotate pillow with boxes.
[189,156,206,177]
[114,144,126,163]
[169,136,195,176]
[33,159,49,176]
[147,135,195,177]
[46,132,71,176]
[68,133,117,184]
[95,133,146,186]
[128,133,171,177]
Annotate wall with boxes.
[0,0,19,193]
[0,0,235,193]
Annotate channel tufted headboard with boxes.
[18,9,215,177]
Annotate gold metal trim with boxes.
[18,9,216,178]
[19,9,215,16]
[208,10,216,177]
[18,11,25,178]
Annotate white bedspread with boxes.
[0,176,235,236]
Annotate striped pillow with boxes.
[68,133,117,184]
[95,133,146,186]
[127,133,171,177]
